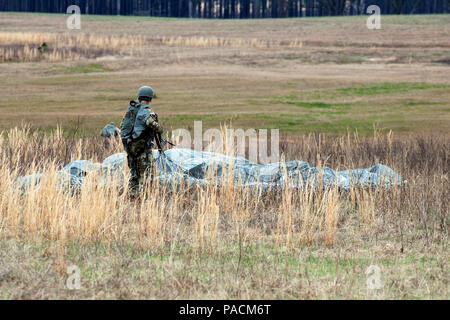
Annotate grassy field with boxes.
[0,12,449,135]
[0,126,448,299]
[0,13,448,299]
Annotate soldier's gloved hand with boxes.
[146,116,163,134]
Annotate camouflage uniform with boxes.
[121,97,163,196]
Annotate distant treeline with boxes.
[0,0,448,18]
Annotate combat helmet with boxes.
[137,86,154,101]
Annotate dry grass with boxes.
[161,35,303,49]
[0,30,304,63]
[1,13,449,65]
[0,13,449,135]
[0,126,447,298]
[0,31,147,62]
[1,125,345,248]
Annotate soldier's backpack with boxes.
[120,100,141,151]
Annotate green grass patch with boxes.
[336,82,450,97]
[403,101,444,106]
[288,101,333,108]
[336,54,369,64]
[269,118,379,133]
[271,92,361,111]
[167,114,215,122]
[272,95,333,109]
[291,82,450,101]
[62,64,112,74]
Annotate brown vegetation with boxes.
[0,126,447,298]
[0,126,447,249]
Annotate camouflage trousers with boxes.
[126,140,155,196]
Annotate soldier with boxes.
[100,122,120,138]
[120,86,163,196]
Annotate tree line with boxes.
[0,0,448,18]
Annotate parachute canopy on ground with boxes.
[100,122,120,138]
[16,148,404,193]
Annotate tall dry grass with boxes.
[0,32,147,62]
[161,36,303,49]
[0,125,447,252]
[0,31,303,62]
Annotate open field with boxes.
[0,126,448,299]
[0,13,448,299]
[0,13,449,135]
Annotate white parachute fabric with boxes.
[16,148,404,193]
[150,148,404,189]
